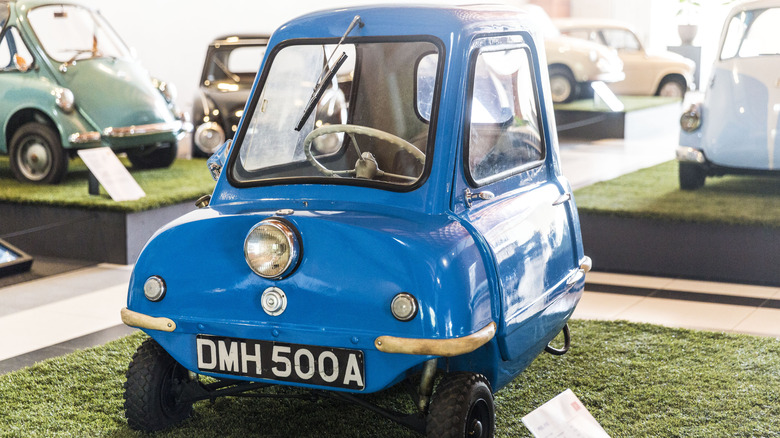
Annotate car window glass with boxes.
[416,53,437,121]
[27,5,131,63]
[601,29,640,51]
[467,47,544,184]
[737,8,780,57]
[227,46,266,74]
[0,27,34,72]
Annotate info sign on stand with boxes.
[77,147,145,202]
[522,389,611,437]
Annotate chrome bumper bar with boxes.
[121,307,176,332]
[69,120,185,144]
[374,322,496,357]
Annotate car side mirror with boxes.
[207,139,231,181]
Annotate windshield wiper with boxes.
[294,15,363,131]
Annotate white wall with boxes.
[80,0,458,114]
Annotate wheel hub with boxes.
[20,142,51,179]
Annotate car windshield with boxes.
[204,42,267,90]
[27,4,131,64]
[231,39,439,188]
[720,7,780,59]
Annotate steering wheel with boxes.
[303,124,425,182]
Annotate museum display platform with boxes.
[555,96,682,140]
[574,161,780,286]
[0,158,215,265]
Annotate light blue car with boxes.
[678,0,780,189]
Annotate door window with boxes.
[466,46,544,185]
[0,27,33,72]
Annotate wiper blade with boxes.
[294,15,363,131]
[295,52,347,131]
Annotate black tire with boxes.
[656,76,686,98]
[9,122,68,184]
[548,65,579,104]
[426,373,495,438]
[124,338,193,431]
[126,142,178,169]
[679,162,706,190]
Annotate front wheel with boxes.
[124,338,193,431]
[679,162,706,190]
[548,66,579,104]
[126,142,178,169]
[426,373,495,438]
[656,76,686,98]
[9,122,68,184]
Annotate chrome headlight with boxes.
[680,104,701,132]
[245,219,301,279]
[391,293,418,322]
[53,87,74,113]
[194,122,226,153]
[143,275,166,302]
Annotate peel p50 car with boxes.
[0,0,185,184]
[121,5,591,437]
[678,0,780,189]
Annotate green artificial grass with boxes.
[554,96,681,112]
[0,156,215,213]
[574,160,780,228]
[1,320,778,437]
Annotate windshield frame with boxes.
[226,34,446,193]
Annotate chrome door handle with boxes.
[553,192,571,206]
[464,188,494,208]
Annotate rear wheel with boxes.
[656,76,686,98]
[124,338,193,431]
[126,142,178,169]
[426,372,495,438]
[9,122,68,184]
[679,162,706,190]
[549,66,579,103]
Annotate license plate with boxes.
[196,334,365,390]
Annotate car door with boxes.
[451,36,582,362]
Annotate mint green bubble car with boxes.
[0,0,186,184]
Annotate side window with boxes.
[0,27,34,72]
[466,46,544,184]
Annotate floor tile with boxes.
[612,297,755,333]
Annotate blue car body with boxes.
[123,4,590,435]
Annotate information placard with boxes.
[77,148,145,202]
[522,389,610,438]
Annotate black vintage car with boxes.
[191,35,268,157]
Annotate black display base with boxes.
[555,99,680,141]
[0,202,195,265]
[581,213,780,286]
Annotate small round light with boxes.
[54,87,74,113]
[261,287,287,316]
[143,276,166,302]
[391,293,418,322]
[194,122,225,153]
[244,219,300,279]
[680,105,701,132]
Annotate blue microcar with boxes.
[121,5,591,437]
[678,0,780,189]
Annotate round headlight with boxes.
[245,219,301,279]
[194,122,226,153]
[391,293,418,322]
[680,105,701,132]
[54,87,75,113]
[143,275,166,302]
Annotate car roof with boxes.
[554,17,634,32]
[726,0,780,13]
[210,34,270,47]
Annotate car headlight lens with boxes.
[680,104,701,132]
[143,275,166,302]
[245,219,301,279]
[391,293,418,322]
[54,87,74,113]
[194,122,226,153]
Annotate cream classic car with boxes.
[556,18,695,98]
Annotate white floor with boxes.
[1,118,778,374]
